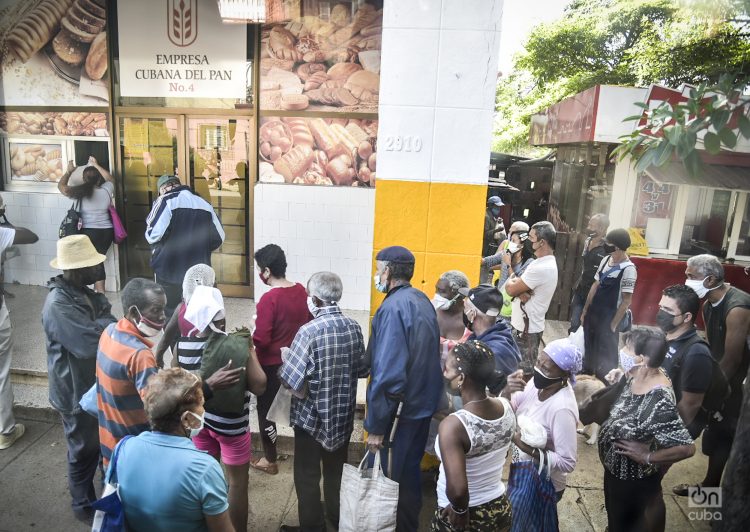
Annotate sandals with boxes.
[673,483,700,497]
[249,457,279,475]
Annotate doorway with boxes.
[116,114,254,297]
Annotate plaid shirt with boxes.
[280,305,366,451]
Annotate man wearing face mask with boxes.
[581,228,636,380]
[677,254,750,496]
[458,284,521,392]
[42,235,117,522]
[96,278,167,470]
[569,214,609,334]
[481,196,506,283]
[366,245,442,532]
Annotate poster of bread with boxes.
[259,116,377,186]
[8,141,65,182]
[260,1,382,112]
[0,0,109,105]
[0,111,108,137]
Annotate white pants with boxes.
[0,305,14,435]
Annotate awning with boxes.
[645,162,750,191]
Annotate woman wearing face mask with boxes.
[496,231,535,320]
[115,368,234,532]
[433,341,515,531]
[251,244,312,475]
[581,228,637,380]
[501,338,581,530]
[598,327,695,532]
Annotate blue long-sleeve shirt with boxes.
[468,320,521,390]
[364,285,443,435]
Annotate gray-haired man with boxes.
[279,272,367,532]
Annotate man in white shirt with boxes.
[505,221,559,372]
[0,195,39,450]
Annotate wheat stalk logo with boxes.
[167,0,198,47]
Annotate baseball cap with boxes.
[157,174,180,190]
[458,284,502,317]
[487,196,504,207]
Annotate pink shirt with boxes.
[511,379,579,492]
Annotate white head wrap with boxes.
[182,264,216,304]
[184,286,226,336]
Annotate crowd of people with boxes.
[0,170,748,532]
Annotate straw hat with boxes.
[50,235,106,270]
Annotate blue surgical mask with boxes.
[374,272,388,293]
[185,411,204,438]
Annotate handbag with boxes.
[507,455,558,532]
[579,375,627,426]
[59,199,82,238]
[91,435,132,532]
[616,308,633,333]
[339,451,399,532]
[106,189,127,244]
[79,382,98,417]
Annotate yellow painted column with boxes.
[372,0,504,315]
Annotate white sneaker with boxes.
[0,424,25,450]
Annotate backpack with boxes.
[670,334,730,432]
[200,329,250,414]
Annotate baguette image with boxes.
[6,0,75,63]
[273,146,314,183]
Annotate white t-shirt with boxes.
[79,181,114,229]
[511,254,558,334]
[594,257,637,307]
[0,227,15,329]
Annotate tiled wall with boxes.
[253,184,375,311]
[1,191,119,291]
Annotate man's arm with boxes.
[678,391,705,427]
[144,196,172,245]
[580,280,600,325]
[11,227,38,245]
[279,329,312,395]
[504,276,531,298]
[43,299,109,359]
[609,292,633,332]
[720,306,750,380]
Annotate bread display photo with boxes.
[7,141,65,182]
[259,117,377,187]
[260,1,383,112]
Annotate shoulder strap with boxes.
[670,334,708,374]
[109,434,133,483]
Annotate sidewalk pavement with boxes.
[1,285,714,531]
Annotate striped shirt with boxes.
[96,319,158,467]
[177,336,206,373]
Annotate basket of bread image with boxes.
[0,111,108,137]
[259,117,377,187]
[260,3,382,112]
[3,0,108,82]
[9,144,64,182]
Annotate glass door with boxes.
[188,117,253,297]
[118,116,180,280]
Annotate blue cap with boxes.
[376,245,415,264]
[488,195,504,207]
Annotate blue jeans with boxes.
[371,417,432,532]
[568,291,586,334]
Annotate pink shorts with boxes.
[192,427,252,466]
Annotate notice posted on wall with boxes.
[117,0,247,99]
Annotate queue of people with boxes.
[0,163,747,532]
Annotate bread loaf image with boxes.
[6,0,75,63]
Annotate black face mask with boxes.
[533,366,564,390]
[603,243,616,254]
[656,309,681,333]
[463,313,473,331]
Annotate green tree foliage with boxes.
[494,0,750,155]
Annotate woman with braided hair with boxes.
[432,340,516,531]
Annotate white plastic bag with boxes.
[266,386,292,426]
[569,326,585,356]
[339,451,399,532]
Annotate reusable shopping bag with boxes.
[507,452,558,532]
[339,451,399,532]
[91,435,132,532]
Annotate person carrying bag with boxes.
[91,435,132,532]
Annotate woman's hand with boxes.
[67,160,75,172]
[501,250,512,267]
[440,505,469,530]
[88,156,98,166]
[504,369,526,396]
[605,368,623,385]
[614,439,651,464]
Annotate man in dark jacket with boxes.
[42,235,116,522]
[459,284,521,391]
[569,213,609,333]
[145,175,225,316]
[365,245,442,532]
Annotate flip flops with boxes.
[249,457,279,475]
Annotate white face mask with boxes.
[374,272,388,293]
[307,296,320,317]
[619,349,642,374]
[507,242,521,254]
[185,410,204,438]
[133,307,165,337]
[432,294,453,311]
[685,277,717,299]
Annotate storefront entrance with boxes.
[116,114,254,297]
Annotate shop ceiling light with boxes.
[217,0,266,23]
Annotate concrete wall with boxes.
[253,184,375,311]
[2,191,119,291]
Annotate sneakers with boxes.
[0,423,25,450]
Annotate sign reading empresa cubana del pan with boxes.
[117,0,247,98]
